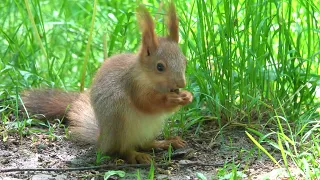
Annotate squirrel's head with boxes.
[137,3,187,93]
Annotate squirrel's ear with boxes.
[167,2,179,43]
[137,5,158,56]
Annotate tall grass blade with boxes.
[80,0,97,91]
[245,131,281,168]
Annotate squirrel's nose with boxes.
[176,77,186,88]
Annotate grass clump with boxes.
[0,0,319,178]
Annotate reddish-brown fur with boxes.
[21,89,79,121]
[21,3,192,164]
[131,87,192,114]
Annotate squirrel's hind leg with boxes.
[141,136,186,151]
[122,150,153,164]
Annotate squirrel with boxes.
[21,3,193,164]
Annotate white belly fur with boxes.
[121,108,172,151]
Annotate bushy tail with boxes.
[21,89,98,144]
[21,89,80,121]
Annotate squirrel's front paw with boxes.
[166,90,193,106]
[166,93,184,105]
[179,90,193,105]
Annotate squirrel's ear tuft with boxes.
[137,5,158,56]
[167,2,179,43]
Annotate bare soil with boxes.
[0,120,303,180]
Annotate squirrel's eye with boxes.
[156,63,165,72]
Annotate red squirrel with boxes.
[22,3,193,164]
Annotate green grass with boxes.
[1,0,320,179]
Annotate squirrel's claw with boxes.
[168,136,186,149]
[179,90,193,105]
[166,90,193,106]
[126,151,153,164]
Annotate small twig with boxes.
[0,164,151,173]
[0,161,228,173]
[179,162,227,168]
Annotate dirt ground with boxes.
[0,120,304,180]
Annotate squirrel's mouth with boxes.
[170,89,180,94]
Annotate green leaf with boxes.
[148,161,155,180]
[104,170,125,180]
[196,172,207,180]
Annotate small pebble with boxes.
[1,158,10,164]
[37,143,48,150]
